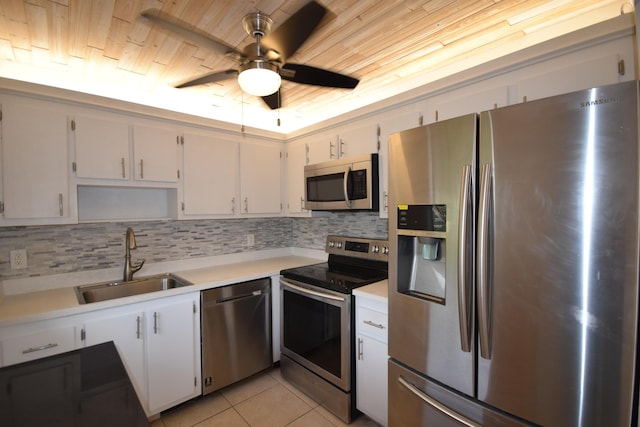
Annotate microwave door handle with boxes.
[343,166,353,207]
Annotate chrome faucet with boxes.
[123,227,145,281]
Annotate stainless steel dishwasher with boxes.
[201,277,272,394]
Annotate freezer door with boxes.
[477,81,639,426]
[389,359,533,427]
[388,114,477,396]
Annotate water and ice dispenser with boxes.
[397,204,447,303]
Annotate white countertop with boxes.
[0,251,324,328]
[353,279,388,303]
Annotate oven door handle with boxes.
[281,278,345,302]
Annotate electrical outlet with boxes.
[246,234,255,247]
[10,249,27,270]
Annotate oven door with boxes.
[280,277,351,392]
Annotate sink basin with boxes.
[75,273,193,304]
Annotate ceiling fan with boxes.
[141,1,359,110]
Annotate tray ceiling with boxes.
[0,0,631,134]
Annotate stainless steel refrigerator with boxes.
[387,81,639,427]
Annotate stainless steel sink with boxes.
[75,273,193,304]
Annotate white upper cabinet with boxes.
[240,141,282,215]
[182,132,239,216]
[335,119,379,158]
[73,114,179,185]
[515,54,629,103]
[0,97,75,225]
[132,123,180,183]
[377,105,425,218]
[73,113,130,181]
[285,140,308,215]
[307,129,338,164]
[425,85,508,124]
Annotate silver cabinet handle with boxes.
[363,320,385,329]
[244,197,248,213]
[457,164,473,353]
[140,158,144,179]
[22,343,58,354]
[358,337,363,360]
[231,197,236,214]
[398,376,480,427]
[329,140,336,158]
[383,191,388,211]
[477,163,493,359]
[300,197,305,211]
[121,157,126,178]
[136,315,141,339]
[153,311,158,334]
[339,138,345,157]
[58,193,63,216]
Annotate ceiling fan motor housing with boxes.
[243,12,273,37]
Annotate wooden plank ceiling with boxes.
[0,0,629,133]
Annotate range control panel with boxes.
[325,235,389,261]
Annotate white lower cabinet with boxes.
[82,292,201,416]
[355,291,388,426]
[0,321,78,367]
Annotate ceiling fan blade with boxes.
[261,1,326,62]
[261,90,282,110]
[141,9,244,61]
[176,70,238,88]
[281,64,359,89]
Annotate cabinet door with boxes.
[83,310,146,409]
[132,124,179,183]
[240,142,282,214]
[378,105,424,218]
[426,85,508,124]
[182,133,238,215]
[1,100,71,220]
[285,141,308,214]
[146,295,199,414]
[356,334,388,426]
[1,324,76,366]
[307,132,337,164]
[74,114,130,180]
[336,120,379,158]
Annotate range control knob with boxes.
[328,241,334,248]
[336,242,343,249]
[382,246,389,255]
[372,245,380,253]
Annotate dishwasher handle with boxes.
[207,290,266,306]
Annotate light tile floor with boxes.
[150,367,382,427]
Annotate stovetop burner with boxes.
[281,236,389,294]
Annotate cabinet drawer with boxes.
[357,307,388,343]
[2,326,76,366]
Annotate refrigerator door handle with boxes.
[457,164,473,352]
[477,163,492,359]
[398,376,481,427]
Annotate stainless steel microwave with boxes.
[304,153,379,211]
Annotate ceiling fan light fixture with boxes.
[238,61,281,97]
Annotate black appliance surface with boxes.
[0,341,148,427]
[280,236,389,293]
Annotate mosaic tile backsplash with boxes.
[0,213,388,281]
